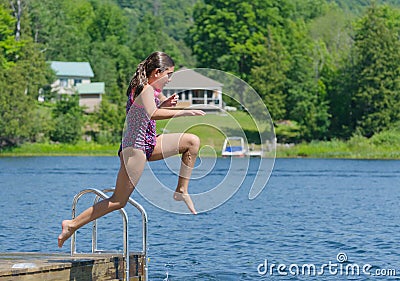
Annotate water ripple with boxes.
[0,158,399,280]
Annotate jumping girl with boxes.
[58,51,205,248]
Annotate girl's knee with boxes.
[109,196,128,210]
[184,134,200,149]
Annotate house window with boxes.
[74,79,82,86]
[60,79,68,87]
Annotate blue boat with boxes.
[221,137,246,157]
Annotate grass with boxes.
[0,142,118,156]
[1,111,399,159]
[156,111,270,156]
[1,111,258,157]
[276,136,400,159]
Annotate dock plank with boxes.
[0,252,145,281]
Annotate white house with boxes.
[163,67,223,110]
[48,61,104,112]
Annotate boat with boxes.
[221,137,264,157]
[221,137,246,157]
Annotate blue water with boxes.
[0,157,399,280]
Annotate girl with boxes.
[58,51,205,248]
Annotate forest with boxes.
[1,0,400,149]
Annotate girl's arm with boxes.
[135,86,205,120]
[157,91,167,104]
[158,93,178,108]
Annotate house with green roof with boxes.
[76,82,105,112]
[49,61,104,112]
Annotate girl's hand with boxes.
[160,94,178,108]
[179,109,206,117]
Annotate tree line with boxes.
[1,0,399,148]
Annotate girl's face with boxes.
[149,66,175,90]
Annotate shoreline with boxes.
[1,142,399,160]
[1,152,399,160]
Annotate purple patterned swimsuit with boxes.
[119,89,160,159]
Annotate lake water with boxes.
[0,157,399,280]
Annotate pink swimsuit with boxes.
[119,89,160,159]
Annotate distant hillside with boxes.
[114,0,198,42]
[329,0,400,12]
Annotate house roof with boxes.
[50,61,94,78]
[76,82,105,94]
[163,68,223,90]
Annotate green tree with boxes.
[0,3,23,68]
[250,27,289,121]
[307,5,355,139]
[93,99,124,143]
[128,13,184,65]
[0,41,51,147]
[188,0,330,78]
[0,4,53,148]
[88,0,127,44]
[187,0,264,79]
[188,0,331,140]
[328,55,356,138]
[29,104,55,143]
[351,4,400,137]
[116,0,197,42]
[284,20,330,141]
[27,0,94,61]
[50,95,83,144]
[87,1,136,104]
[308,5,354,64]
[0,64,33,148]
[328,0,400,13]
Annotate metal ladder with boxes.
[70,188,148,281]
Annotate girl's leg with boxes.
[148,133,200,214]
[58,148,146,248]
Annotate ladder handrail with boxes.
[92,188,148,281]
[92,188,148,256]
[70,188,130,281]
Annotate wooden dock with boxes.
[0,252,146,281]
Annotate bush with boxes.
[49,95,83,144]
[274,120,302,143]
[50,113,82,144]
[370,130,400,146]
[29,104,55,143]
[95,130,120,144]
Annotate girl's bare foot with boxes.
[58,220,75,248]
[173,192,197,214]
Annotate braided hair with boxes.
[126,51,175,99]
